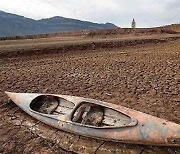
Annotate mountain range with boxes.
[0,10,117,37]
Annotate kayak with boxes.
[5,91,180,146]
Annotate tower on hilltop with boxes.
[132,18,136,28]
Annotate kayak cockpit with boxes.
[72,102,136,128]
[30,95,75,116]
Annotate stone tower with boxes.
[132,18,136,28]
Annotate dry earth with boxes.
[0,29,180,153]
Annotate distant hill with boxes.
[162,24,180,32]
[0,10,117,37]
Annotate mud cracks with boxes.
[0,37,180,153]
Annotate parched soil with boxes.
[0,33,180,153]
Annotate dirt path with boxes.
[0,36,180,153]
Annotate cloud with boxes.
[0,0,179,27]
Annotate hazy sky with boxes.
[0,0,179,27]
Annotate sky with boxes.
[0,0,179,28]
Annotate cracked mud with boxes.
[0,32,180,153]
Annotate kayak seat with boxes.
[72,103,104,127]
[81,105,104,126]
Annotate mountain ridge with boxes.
[0,10,118,37]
